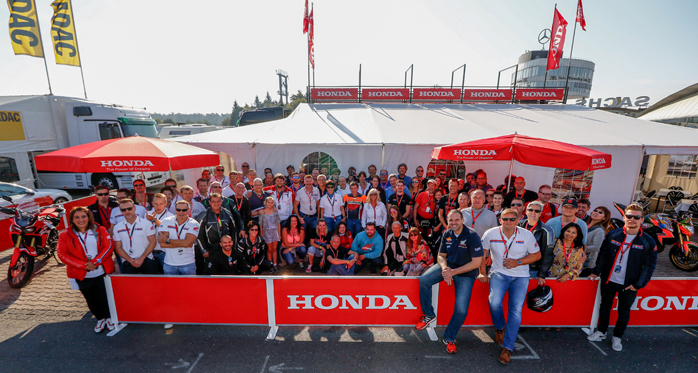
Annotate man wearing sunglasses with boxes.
[478,209,541,364]
[518,200,555,278]
[164,178,182,205]
[240,163,251,183]
[533,185,558,223]
[109,188,147,236]
[197,193,246,275]
[587,203,657,352]
[158,200,200,278]
[112,199,157,275]
[547,197,588,245]
[211,165,230,190]
[88,185,119,230]
[132,180,153,210]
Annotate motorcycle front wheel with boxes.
[669,243,698,272]
[7,252,35,288]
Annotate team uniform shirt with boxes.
[168,199,206,218]
[438,193,460,217]
[264,186,295,221]
[439,226,484,278]
[481,226,540,277]
[161,216,200,266]
[109,204,147,226]
[547,216,589,245]
[357,183,371,196]
[362,202,388,228]
[529,201,559,223]
[609,234,636,285]
[221,185,235,198]
[415,191,436,219]
[149,209,174,252]
[296,186,321,216]
[112,217,156,260]
[319,192,343,219]
[461,206,499,238]
[387,192,414,217]
[210,175,231,190]
[343,193,366,220]
[74,229,106,278]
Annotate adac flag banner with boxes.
[308,9,314,68]
[50,0,80,66]
[546,8,568,71]
[576,0,586,31]
[6,0,45,57]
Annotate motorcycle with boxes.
[1,195,65,288]
[611,202,698,272]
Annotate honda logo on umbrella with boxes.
[101,160,155,167]
[453,149,497,156]
[591,158,606,165]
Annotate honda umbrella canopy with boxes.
[34,136,221,173]
[431,134,612,171]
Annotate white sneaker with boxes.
[612,336,623,351]
[587,331,607,341]
[164,324,174,329]
[299,262,305,269]
[105,318,116,331]
[94,319,106,333]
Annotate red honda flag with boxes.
[308,9,315,68]
[576,0,586,31]
[303,0,309,34]
[546,8,568,71]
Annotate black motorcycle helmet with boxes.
[526,285,553,313]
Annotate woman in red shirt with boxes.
[57,206,115,334]
[334,221,353,250]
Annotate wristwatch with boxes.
[166,238,170,244]
[517,260,522,265]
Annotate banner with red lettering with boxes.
[311,88,359,101]
[515,88,565,101]
[412,88,461,101]
[612,279,698,326]
[361,88,410,101]
[273,278,422,325]
[546,8,568,71]
[576,0,586,31]
[463,89,513,102]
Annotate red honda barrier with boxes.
[436,279,598,327]
[107,275,268,325]
[611,278,698,326]
[273,277,422,326]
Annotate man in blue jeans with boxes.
[416,209,483,354]
[478,208,541,364]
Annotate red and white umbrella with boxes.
[35,136,220,172]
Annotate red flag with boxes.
[576,0,586,31]
[546,8,568,71]
[308,9,314,68]
[303,0,309,34]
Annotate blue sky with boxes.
[1,0,697,113]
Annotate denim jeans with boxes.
[324,216,342,234]
[328,255,355,276]
[121,257,158,275]
[281,245,307,265]
[163,262,197,275]
[488,271,529,350]
[300,214,317,240]
[419,264,476,342]
[153,250,166,272]
[347,219,362,238]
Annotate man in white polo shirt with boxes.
[319,181,344,233]
[158,200,200,277]
[113,199,157,274]
[109,188,147,235]
[146,193,174,272]
[478,208,541,365]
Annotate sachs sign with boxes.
[361,88,410,101]
[463,89,513,101]
[412,88,461,101]
[311,88,359,100]
[515,88,565,101]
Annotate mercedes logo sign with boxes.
[538,28,551,45]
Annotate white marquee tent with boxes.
[173,103,698,216]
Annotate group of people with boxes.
[57,163,658,363]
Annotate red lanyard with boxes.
[499,228,517,258]
[174,221,187,240]
[380,181,390,190]
[276,188,284,204]
[471,208,484,224]
[136,194,147,207]
[606,227,641,283]
[125,219,138,248]
[372,203,377,220]
[396,193,404,208]
[447,194,456,210]
[326,194,336,217]
[562,241,572,268]
[516,190,523,198]
[525,221,536,232]
[235,196,243,212]
[305,188,314,210]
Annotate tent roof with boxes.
[174,103,698,154]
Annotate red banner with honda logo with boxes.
[546,7,568,71]
[273,278,422,325]
[412,88,461,101]
[361,88,410,101]
[515,88,565,101]
[613,279,698,326]
[463,89,513,101]
[311,88,359,100]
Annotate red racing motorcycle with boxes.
[1,195,65,288]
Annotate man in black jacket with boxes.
[195,193,246,275]
[207,235,245,275]
[587,203,657,352]
[88,185,119,230]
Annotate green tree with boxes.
[231,100,242,126]
[288,90,308,112]
[254,96,262,109]
[163,118,175,124]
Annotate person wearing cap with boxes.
[319,180,344,234]
[546,197,588,245]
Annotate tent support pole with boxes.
[381,143,385,171]
[253,143,258,170]
[507,158,514,192]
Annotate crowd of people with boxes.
[56,163,658,363]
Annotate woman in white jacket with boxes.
[362,188,387,239]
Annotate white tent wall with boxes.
[255,144,383,176]
[586,146,644,218]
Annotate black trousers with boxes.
[385,258,404,273]
[597,280,638,338]
[354,257,383,274]
[77,275,111,321]
[121,257,158,275]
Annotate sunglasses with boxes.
[292,176,300,180]
[412,180,419,184]
[380,172,388,175]
[166,185,176,189]
[212,186,222,189]
[501,217,517,222]
[242,165,249,168]
[593,209,604,214]
[249,228,259,231]
[625,214,643,220]
[176,208,189,212]
[511,203,523,207]
[216,168,224,171]
[416,169,424,173]
[134,184,145,187]
[96,193,109,197]
[120,207,134,212]
[527,208,541,213]
[327,186,335,188]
